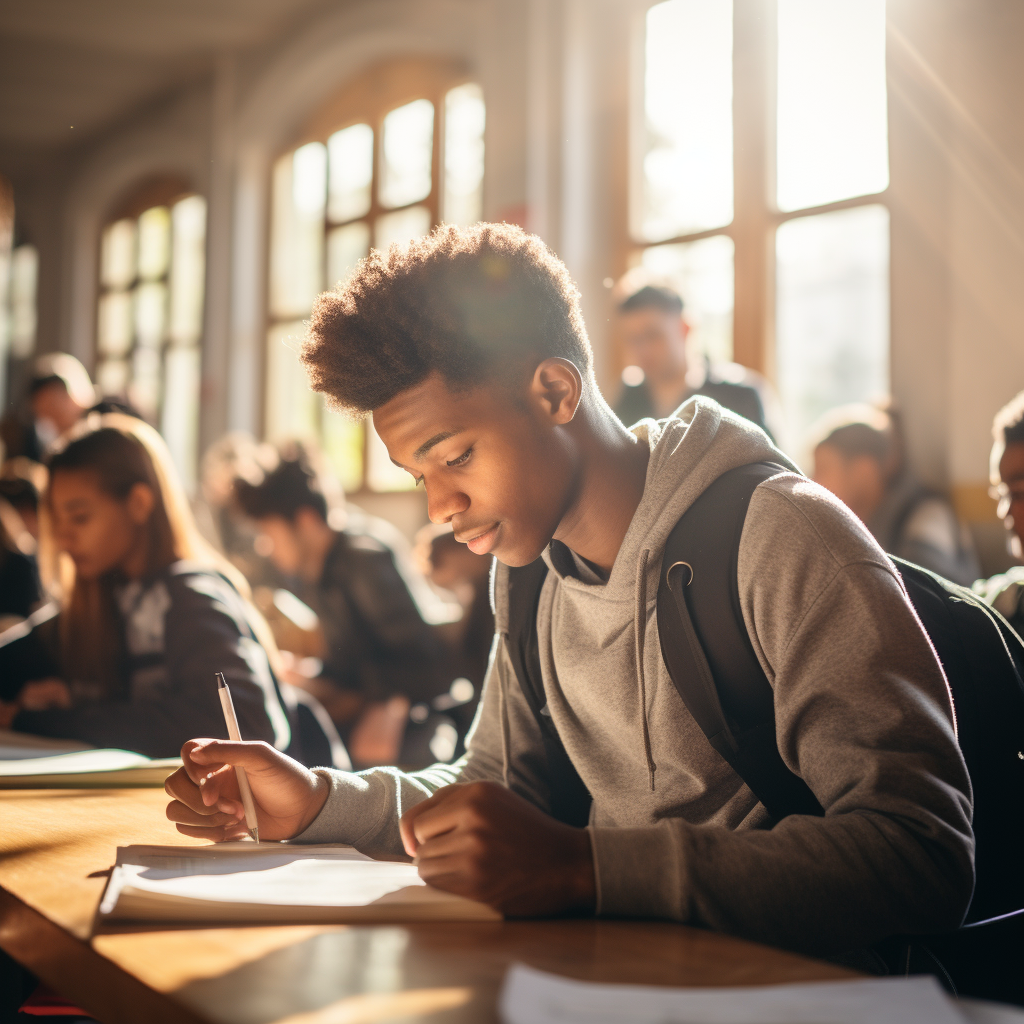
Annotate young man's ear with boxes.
[126,482,156,526]
[529,358,583,425]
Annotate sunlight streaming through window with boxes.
[777,0,889,212]
[638,0,733,242]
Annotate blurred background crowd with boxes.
[1,0,1022,766]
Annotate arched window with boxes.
[266,57,485,493]
[96,176,207,485]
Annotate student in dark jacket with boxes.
[612,281,773,438]
[233,443,450,765]
[0,414,291,757]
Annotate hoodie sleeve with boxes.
[589,476,975,954]
[292,633,556,855]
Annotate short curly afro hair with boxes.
[302,222,592,415]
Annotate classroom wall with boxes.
[5,0,1024,549]
[888,0,1024,539]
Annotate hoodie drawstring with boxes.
[498,641,511,788]
[635,548,657,790]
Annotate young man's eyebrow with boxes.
[412,430,461,461]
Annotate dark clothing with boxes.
[306,532,449,705]
[0,561,290,758]
[974,566,1024,637]
[0,547,40,619]
[614,364,770,437]
[868,471,979,587]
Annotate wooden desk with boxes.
[0,789,854,1023]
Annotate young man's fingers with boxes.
[189,739,279,773]
[165,799,242,829]
[164,767,205,809]
[174,822,250,842]
[399,786,465,855]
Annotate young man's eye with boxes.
[446,447,474,468]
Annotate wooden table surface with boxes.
[0,788,854,1023]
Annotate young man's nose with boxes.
[427,481,470,524]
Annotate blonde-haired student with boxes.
[0,414,291,758]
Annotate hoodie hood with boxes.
[543,396,800,602]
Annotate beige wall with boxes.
[888,0,1024,524]
[7,0,1024,550]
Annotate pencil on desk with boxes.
[215,672,260,843]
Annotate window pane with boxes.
[101,219,136,289]
[322,403,365,494]
[269,146,326,319]
[10,244,37,358]
[169,195,206,346]
[130,345,162,421]
[777,0,888,212]
[137,206,171,281]
[265,320,319,442]
[97,291,133,356]
[775,205,889,450]
[638,0,733,242]
[96,358,130,396]
[379,99,434,209]
[374,206,431,252]
[327,222,370,288]
[327,124,374,223]
[134,282,167,348]
[161,345,201,490]
[366,420,416,492]
[641,235,734,364]
[444,83,485,226]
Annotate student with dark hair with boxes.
[0,414,291,758]
[233,442,451,766]
[166,224,972,959]
[613,281,772,436]
[973,390,1024,634]
[810,403,980,586]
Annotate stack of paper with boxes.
[0,733,180,788]
[499,964,1024,1024]
[99,843,502,924]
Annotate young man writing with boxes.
[166,224,973,957]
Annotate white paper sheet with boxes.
[498,963,1024,1024]
[102,845,425,910]
[0,748,175,776]
[0,729,90,761]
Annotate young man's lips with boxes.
[462,524,500,555]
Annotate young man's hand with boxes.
[164,739,329,842]
[399,781,596,917]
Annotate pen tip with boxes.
[250,827,259,844]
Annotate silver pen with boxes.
[215,672,260,843]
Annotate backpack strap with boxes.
[505,558,592,827]
[656,462,824,822]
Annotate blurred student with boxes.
[0,457,46,542]
[0,414,291,758]
[0,490,40,627]
[811,403,979,586]
[414,522,493,741]
[973,390,1024,634]
[233,443,450,765]
[613,280,773,437]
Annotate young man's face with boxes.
[374,371,579,567]
[618,308,689,384]
[997,441,1024,559]
[256,516,303,576]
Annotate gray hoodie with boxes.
[297,399,974,954]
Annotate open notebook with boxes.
[98,843,502,924]
[0,732,180,787]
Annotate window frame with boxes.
[624,0,891,383]
[264,56,482,497]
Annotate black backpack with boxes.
[505,462,1024,994]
